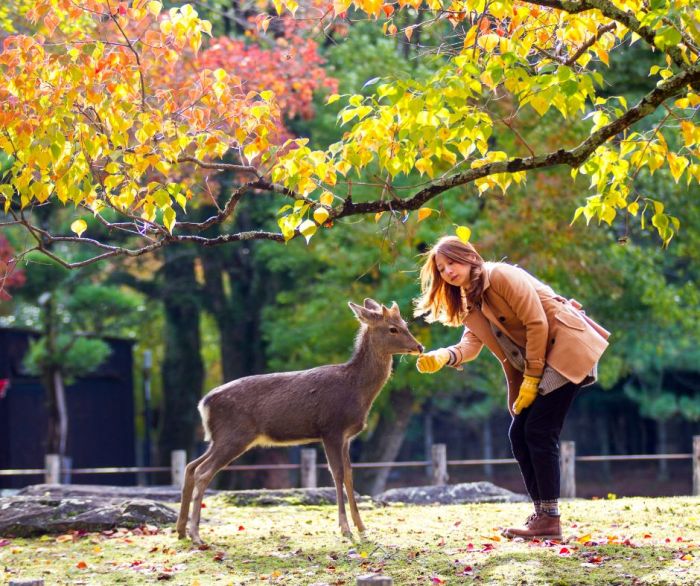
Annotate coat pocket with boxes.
[554,310,586,331]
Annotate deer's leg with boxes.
[177,447,212,539]
[188,440,250,545]
[341,439,366,533]
[323,436,351,537]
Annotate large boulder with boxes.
[0,496,177,537]
[374,481,528,505]
[220,487,370,506]
[19,483,199,502]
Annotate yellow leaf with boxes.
[456,225,471,243]
[71,219,87,237]
[147,0,162,16]
[375,211,384,222]
[326,94,341,105]
[576,533,593,543]
[299,219,317,243]
[320,191,334,206]
[313,207,329,224]
[417,207,433,222]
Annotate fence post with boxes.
[560,441,576,499]
[44,454,61,484]
[357,575,393,585]
[431,443,448,486]
[300,448,317,489]
[171,450,187,489]
[693,436,700,497]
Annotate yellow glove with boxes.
[416,348,451,374]
[512,375,541,414]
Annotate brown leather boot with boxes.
[503,512,562,540]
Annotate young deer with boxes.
[177,298,423,544]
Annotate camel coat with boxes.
[448,262,610,406]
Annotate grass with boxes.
[1,495,699,585]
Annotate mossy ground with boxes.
[1,496,698,585]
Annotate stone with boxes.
[374,481,528,505]
[18,484,198,502]
[220,487,370,507]
[0,496,177,537]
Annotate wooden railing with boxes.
[1,436,698,497]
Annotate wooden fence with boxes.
[1,436,699,497]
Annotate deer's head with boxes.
[348,298,424,355]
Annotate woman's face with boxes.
[434,252,472,288]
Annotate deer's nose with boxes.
[417,343,425,353]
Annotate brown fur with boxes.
[176,298,423,544]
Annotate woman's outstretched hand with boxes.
[512,375,541,414]
[416,348,450,373]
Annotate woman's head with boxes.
[414,236,485,326]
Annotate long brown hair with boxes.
[413,236,485,326]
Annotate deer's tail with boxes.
[198,396,212,442]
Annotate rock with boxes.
[220,487,370,506]
[18,483,206,502]
[0,496,177,537]
[374,482,529,505]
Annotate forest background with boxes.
[0,0,699,498]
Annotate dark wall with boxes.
[0,328,136,488]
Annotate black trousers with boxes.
[508,381,580,502]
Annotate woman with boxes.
[414,236,610,540]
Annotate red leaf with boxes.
[558,547,571,556]
[76,561,88,569]
[0,539,11,547]
[118,4,126,15]
[200,503,206,508]
[238,525,245,531]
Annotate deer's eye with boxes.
[389,326,399,334]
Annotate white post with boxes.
[44,454,61,484]
[560,441,576,499]
[300,448,317,489]
[693,436,700,497]
[357,575,393,585]
[431,443,448,486]
[171,450,187,489]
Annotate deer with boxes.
[176,298,424,545]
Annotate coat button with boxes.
[499,316,506,322]
[495,331,502,337]
[511,350,518,357]
[551,338,556,344]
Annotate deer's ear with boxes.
[349,302,376,323]
[381,301,401,319]
[363,298,381,310]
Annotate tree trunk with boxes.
[356,387,417,495]
[657,419,669,481]
[157,245,204,462]
[482,417,493,480]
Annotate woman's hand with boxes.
[416,348,451,373]
[512,375,541,414]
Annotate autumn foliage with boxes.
[0,0,699,268]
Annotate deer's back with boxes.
[201,363,374,443]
